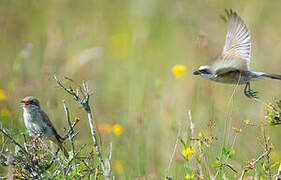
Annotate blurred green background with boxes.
[0,0,281,179]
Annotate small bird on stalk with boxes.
[193,9,281,98]
[21,96,69,158]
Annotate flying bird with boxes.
[193,9,281,98]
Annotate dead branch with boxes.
[64,144,87,175]
[216,157,237,174]
[54,75,107,176]
[62,100,77,154]
[0,128,30,158]
[276,163,281,180]
[104,142,113,180]
[239,151,270,180]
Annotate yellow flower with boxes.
[0,89,5,101]
[16,172,27,179]
[1,107,10,117]
[185,174,191,179]
[245,119,251,125]
[267,107,273,116]
[112,124,123,135]
[98,124,112,134]
[270,143,275,150]
[113,160,124,174]
[182,147,196,161]
[72,117,80,126]
[94,168,99,178]
[172,64,187,78]
[72,117,80,125]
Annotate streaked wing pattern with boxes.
[41,110,62,143]
[212,9,251,74]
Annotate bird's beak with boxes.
[20,100,29,107]
[192,70,201,75]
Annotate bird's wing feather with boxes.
[212,9,251,74]
[41,111,63,143]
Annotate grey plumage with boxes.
[193,9,281,98]
[261,73,281,80]
[21,96,69,158]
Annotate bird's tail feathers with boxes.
[58,143,69,158]
[261,73,281,80]
[51,134,69,158]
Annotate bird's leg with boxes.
[244,82,258,99]
[248,83,259,98]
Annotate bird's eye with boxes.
[200,69,211,74]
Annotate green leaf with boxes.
[196,156,201,163]
[270,161,280,169]
[222,147,235,159]
[212,160,222,169]
[229,150,235,159]
[222,147,227,155]
[178,137,186,148]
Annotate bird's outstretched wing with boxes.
[212,9,251,75]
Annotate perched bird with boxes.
[21,96,69,158]
[193,9,281,98]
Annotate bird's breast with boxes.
[200,72,248,84]
[23,109,46,136]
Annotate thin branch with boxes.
[86,108,105,171]
[276,163,281,180]
[62,100,76,154]
[166,109,187,176]
[253,151,270,166]
[0,153,8,166]
[54,75,106,175]
[166,127,181,174]
[64,76,86,99]
[239,170,246,180]
[0,128,30,158]
[0,138,8,153]
[104,142,113,180]
[63,100,73,137]
[50,162,64,180]
[64,144,87,175]
[263,128,272,180]
[44,149,60,170]
[54,76,81,104]
[239,151,270,180]
[216,158,237,173]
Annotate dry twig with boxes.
[276,163,281,180]
[239,151,270,180]
[104,142,113,180]
[216,157,237,173]
[54,75,107,176]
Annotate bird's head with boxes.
[192,65,212,75]
[21,96,40,109]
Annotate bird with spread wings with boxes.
[193,9,281,98]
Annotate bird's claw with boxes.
[244,90,258,99]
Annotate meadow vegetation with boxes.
[0,0,281,179]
